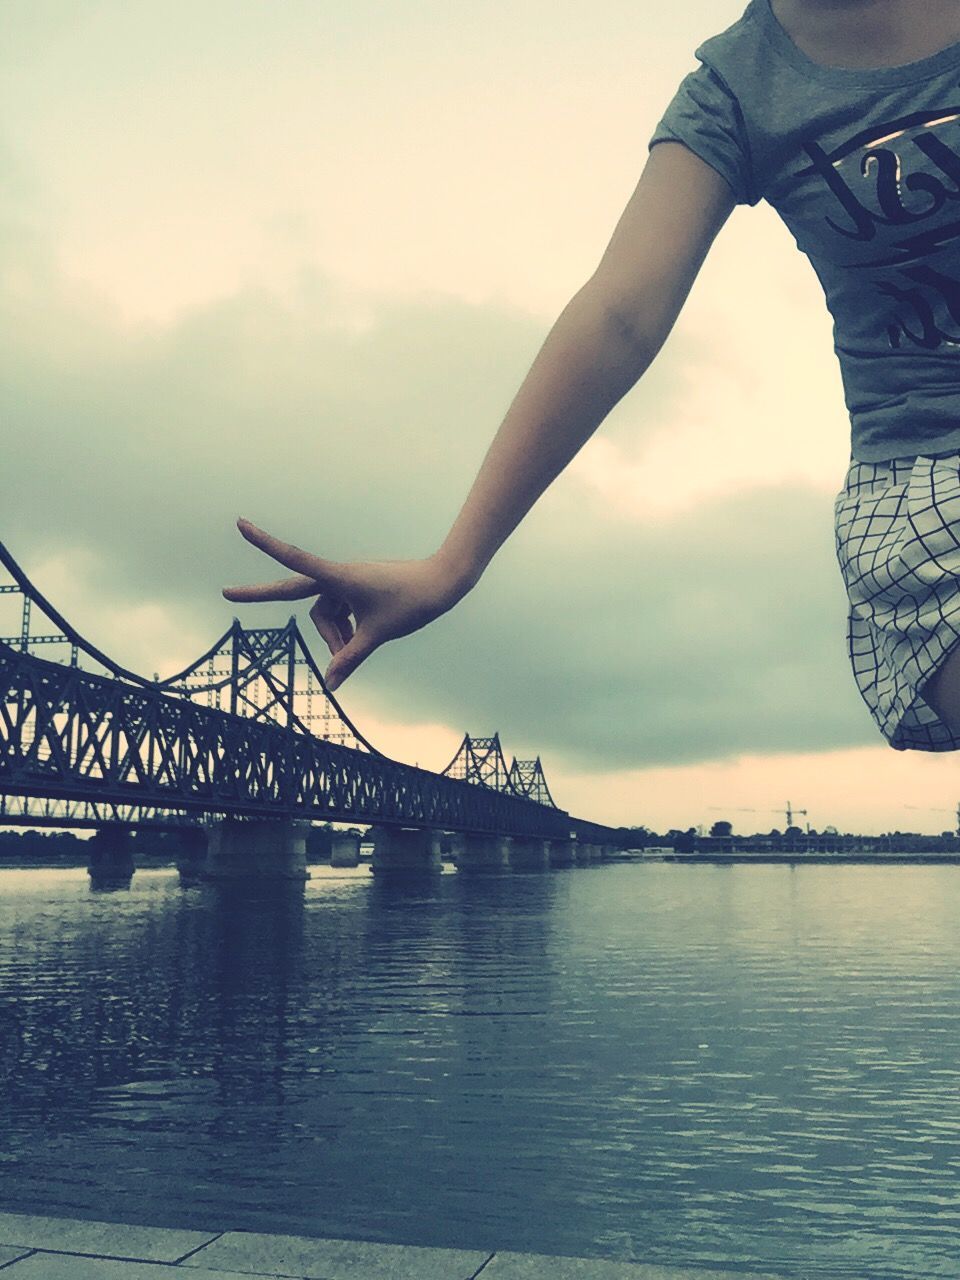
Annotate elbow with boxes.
[608,303,669,368]
[578,276,673,369]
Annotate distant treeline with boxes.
[0,824,344,868]
[0,828,187,868]
[0,829,93,867]
[651,830,960,854]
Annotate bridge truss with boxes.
[441,733,558,808]
[0,543,613,840]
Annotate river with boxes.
[1,860,958,1279]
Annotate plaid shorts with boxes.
[834,450,960,751]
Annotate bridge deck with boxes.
[0,1211,788,1279]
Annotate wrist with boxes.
[428,545,486,599]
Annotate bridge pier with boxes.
[548,837,577,867]
[174,826,210,885]
[451,833,510,872]
[370,825,443,875]
[330,830,361,867]
[87,826,135,888]
[201,817,310,881]
[507,837,551,870]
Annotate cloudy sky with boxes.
[4,0,960,837]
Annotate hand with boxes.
[222,518,472,691]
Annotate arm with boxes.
[224,143,738,690]
[436,142,737,589]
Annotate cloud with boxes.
[0,157,871,774]
[365,477,865,769]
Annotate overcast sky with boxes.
[4,0,960,837]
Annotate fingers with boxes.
[226,516,373,690]
[223,573,320,603]
[236,518,343,586]
[309,598,347,655]
[325,629,376,693]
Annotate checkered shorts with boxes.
[835,451,960,751]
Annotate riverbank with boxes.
[6,852,960,870]
[0,1210,789,1279]
[649,852,960,865]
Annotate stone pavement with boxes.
[0,1212,791,1279]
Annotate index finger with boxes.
[223,573,318,603]
[237,518,343,587]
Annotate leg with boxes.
[921,642,960,734]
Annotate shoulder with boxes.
[692,1,766,86]
[649,4,769,207]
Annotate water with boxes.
[1,860,959,1279]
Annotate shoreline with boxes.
[3,852,960,871]
[0,1209,789,1280]
[634,852,960,864]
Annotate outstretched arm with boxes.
[223,142,737,692]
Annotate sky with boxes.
[4,0,960,838]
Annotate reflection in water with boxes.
[1,862,960,1279]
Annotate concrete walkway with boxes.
[0,1211,791,1279]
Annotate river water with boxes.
[0,860,958,1279]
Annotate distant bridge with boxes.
[0,542,620,848]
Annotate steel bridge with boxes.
[0,542,620,846]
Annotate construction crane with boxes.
[783,801,808,829]
[904,803,960,838]
[708,802,809,831]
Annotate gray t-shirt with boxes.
[648,0,960,462]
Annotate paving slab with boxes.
[0,1246,32,1268]
[480,1253,789,1280]
[0,1214,219,1264]
[183,1230,493,1279]
[0,1255,268,1279]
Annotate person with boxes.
[224,0,960,751]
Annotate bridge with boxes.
[0,542,625,881]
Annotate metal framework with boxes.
[156,617,377,753]
[441,733,559,809]
[442,732,513,792]
[507,755,557,808]
[0,542,619,841]
[0,793,197,831]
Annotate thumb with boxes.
[324,628,378,693]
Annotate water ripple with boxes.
[0,862,959,1278]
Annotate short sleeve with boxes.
[648,62,760,207]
